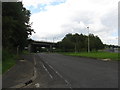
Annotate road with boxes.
[28,53,118,88]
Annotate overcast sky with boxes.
[22,0,119,45]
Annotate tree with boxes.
[60,34,74,52]
[94,36,104,50]
[58,33,104,52]
[2,2,34,53]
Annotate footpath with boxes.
[2,54,36,88]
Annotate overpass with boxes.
[28,41,57,53]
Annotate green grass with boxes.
[2,50,17,73]
[0,63,2,74]
[22,50,30,54]
[0,49,2,74]
[62,51,119,61]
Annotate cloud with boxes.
[23,0,119,45]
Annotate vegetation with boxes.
[62,51,119,61]
[57,33,104,52]
[2,2,34,73]
[0,63,1,74]
[22,50,30,54]
[2,50,17,73]
[0,49,1,74]
[2,2,34,53]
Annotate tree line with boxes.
[57,33,104,52]
[2,2,34,53]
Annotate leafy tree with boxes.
[2,2,34,53]
[94,36,104,50]
[60,34,74,52]
[58,33,104,52]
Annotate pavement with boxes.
[2,54,35,88]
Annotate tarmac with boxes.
[2,54,36,88]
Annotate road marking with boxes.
[42,64,53,79]
[43,61,72,89]
[44,61,63,78]
[35,83,40,88]
[48,64,63,78]
[38,53,72,89]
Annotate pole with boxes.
[87,27,90,52]
[53,37,55,52]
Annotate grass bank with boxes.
[2,50,17,73]
[2,50,30,74]
[22,50,30,54]
[0,49,1,74]
[0,63,1,74]
[62,51,119,61]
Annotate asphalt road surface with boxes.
[28,53,118,88]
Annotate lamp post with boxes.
[52,37,56,52]
[87,26,90,52]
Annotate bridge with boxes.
[28,40,57,53]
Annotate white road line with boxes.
[38,54,72,89]
[43,61,72,89]
[44,61,63,78]
[42,64,53,79]
[48,64,63,78]
[35,83,40,88]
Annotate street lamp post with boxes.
[52,37,56,52]
[87,27,90,52]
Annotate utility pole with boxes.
[87,27,90,52]
[53,37,55,52]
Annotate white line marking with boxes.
[48,64,54,69]
[42,64,53,79]
[43,61,72,89]
[44,62,63,78]
[38,54,72,89]
[35,83,40,88]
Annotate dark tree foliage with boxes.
[2,2,34,52]
[58,33,104,52]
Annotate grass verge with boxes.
[0,63,1,74]
[62,51,119,61]
[2,50,17,73]
[2,50,30,74]
[22,50,30,54]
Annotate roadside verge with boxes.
[2,54,37,88]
